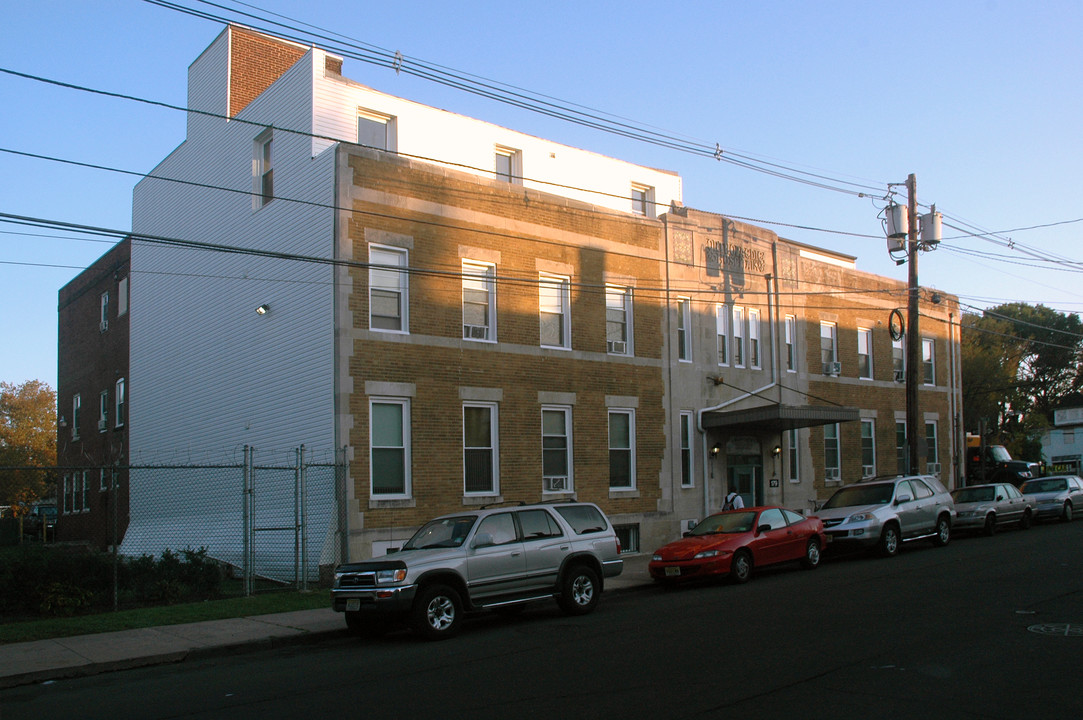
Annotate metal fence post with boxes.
[243,446,252,597]
[338,445,350,565]
[300,444,308,591]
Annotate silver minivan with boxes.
[817,475,955,557]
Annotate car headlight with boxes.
[849,512,878,523]
[1020,471,1033,479]
[375,568,407,585]
[695,549,731,559]
[652,554,663,562]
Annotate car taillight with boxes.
[616,536,623,555]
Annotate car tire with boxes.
[933,515,951,547]
[878,524,900,557]
[983,514,997,536]
[1020,510,1032,530]
[1062,502,1074,522]
[411,584,462,640]
[800,538,821,570]
[730,549,753,583]
[345,611,390,639]
[558,565,600,615]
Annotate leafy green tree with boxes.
[960,312,1020,434]
[0,380,57,507]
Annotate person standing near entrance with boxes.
[723,487,745,510]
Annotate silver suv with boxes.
[332,502,623,640]
[817,475,955,557]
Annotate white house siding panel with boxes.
[308,63,682,215]
[128,47,337,568]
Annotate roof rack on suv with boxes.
[478,500,528,509]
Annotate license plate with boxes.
[346,599,361,611]
[665,566,681,577]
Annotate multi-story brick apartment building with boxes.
[56,25,962,568]
[56,238,130,548]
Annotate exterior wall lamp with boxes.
[255,304,270,315]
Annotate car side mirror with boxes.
[997,495,1004,501]
[473,532,494,548]
[682,531,692,538]
[895,494,912,505]
[756,524,771,534]
[386,546,400,554]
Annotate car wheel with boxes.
[983,514,997,536]
[800,538,821,570]
[558,565,600,615]
[730,549,753,583]
[411,584,462,640]
[1062,502,1074,522]
[933,515,951,547]
[345,611,390,639]
[878,524,900,557]
[1020,510,1032,530]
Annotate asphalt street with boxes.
[4,518,1083,719]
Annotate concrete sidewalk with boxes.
[0,554,653,689]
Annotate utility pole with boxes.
[905,173,921,474]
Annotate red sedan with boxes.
[649,506,826,584]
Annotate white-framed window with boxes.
[680,411,694,487]
[494,146,522,184]
[77,471,88,513]
[858,327,873,380]
[370,398,411,497]
[785,315,797,372]
[630,183,654,217]
[99,292,109,333]
[62,475,70,514]
[100,468,108,491]
[605,285,632,356]
[357,109,396,151]
[821,322,838,374]
[118,276,129,317]
[114,378,126,428]
[922,338,935,385]
[677,297,691,362]
[925,421,939,474]
[98,390,108,433]
[608,409,635,489]
[716,305,729,366]
[254,130,273,209]
[369,245,409,332]
[71,394,81,440]
[787,428,799,483]
[824,423,841,481]
[542,406,572,492]
[462,260,496,341]
[861,419,876,477]
[896,421,908,474]
[539,273,571,349]
[893,336,906,380]
[732,306,745,367]
[748,309,761,369]
[464,402,498,495]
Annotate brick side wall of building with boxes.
[228,26,307,118]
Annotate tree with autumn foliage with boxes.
[1,380,57,508]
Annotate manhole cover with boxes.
[1028,623,1083,637]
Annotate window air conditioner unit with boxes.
[544,476,568,492]
[823,362,841,376]
[894,370,905,383]
[463,324,489,340]
[607,340,627,354]
[99,320,108,333]
[97,419,108,431]
[825,468,840,480]
[862,466,875,478]
[927,463,941,475]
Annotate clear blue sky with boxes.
[2,0,1081,389]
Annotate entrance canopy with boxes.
[702,404,860,432]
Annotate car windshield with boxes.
[1023,479,1067,494]
[402,515,477,550]
[989,446,1012,462]
[688,511,756,535]
[953,487,994,503]
[822,483,895,509]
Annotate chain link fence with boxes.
[1,446,347,614]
